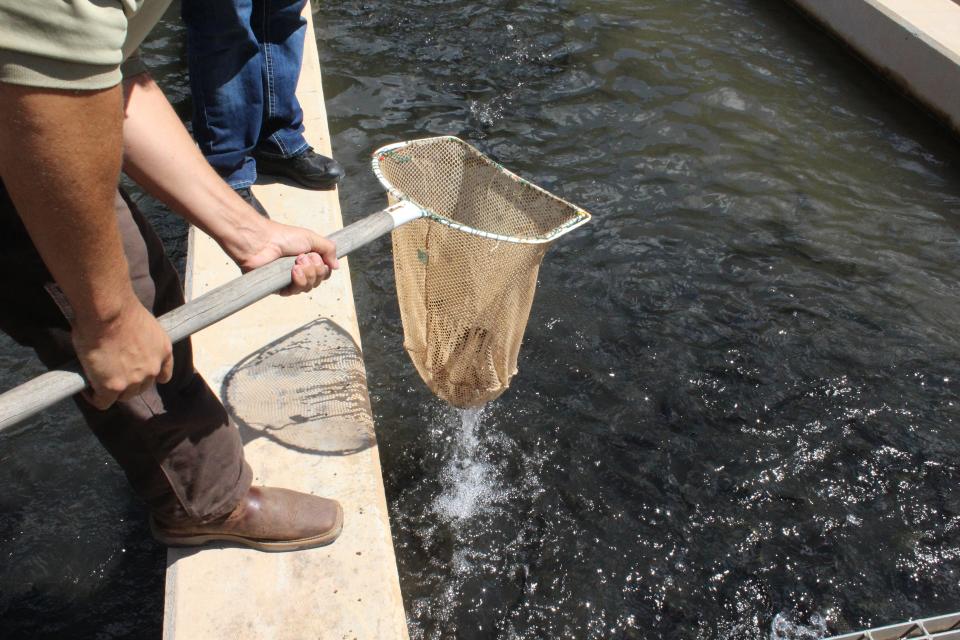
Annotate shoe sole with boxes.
[150,502,344,552]
[254,160,343,191]
[265,173,342,191]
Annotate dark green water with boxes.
[2,0,960,638]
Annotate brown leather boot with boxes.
[150,486,343,551]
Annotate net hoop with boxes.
[372,136,591,244]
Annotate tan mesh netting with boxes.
[374,136,590,408]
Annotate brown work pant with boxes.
[0,184,252,523]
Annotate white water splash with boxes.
[469,100,504,128]
[718,610,829,640]
[770,612,828,640]
[433,406,503,522]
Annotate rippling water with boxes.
[2,0,960,637]
[320,0,960,637]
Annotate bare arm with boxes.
[121,72,338,289]
[0,82,173,408]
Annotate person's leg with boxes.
[181,0,262,190]
[249,0,344,189]
[250,0,308,159]
[0,185,251,522]
[0,183,342,549]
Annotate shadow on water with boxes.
[0,342,165,639]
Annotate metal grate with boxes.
[827,612,960,640]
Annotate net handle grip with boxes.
[0,200,424,433]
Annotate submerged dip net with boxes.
[374,136,590,408]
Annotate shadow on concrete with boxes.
[220,318,376,457]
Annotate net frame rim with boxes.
[372,136,592,245]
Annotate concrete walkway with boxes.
[162,5,408,639]
[789,0,960,135]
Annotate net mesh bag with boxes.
[374,136,590,408]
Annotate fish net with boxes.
[374,136,590,408]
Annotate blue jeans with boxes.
[182,0,310,188]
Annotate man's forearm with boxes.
[121,72,337,292]
[121,73,266,262]
[0,80,175,407]
[0,83,135,328]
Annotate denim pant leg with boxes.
[0,185,253,523]
[182,0,263,188]
[252,0,309,158]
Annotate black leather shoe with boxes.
[235,186,270,218]
[253,147,344,190]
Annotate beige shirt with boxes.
[0,0,172,90]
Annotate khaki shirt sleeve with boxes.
[0,0,170,91]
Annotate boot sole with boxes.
[150,502,344,552]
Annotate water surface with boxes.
[318,0,960,637]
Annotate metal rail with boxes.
[827,612,960,640]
